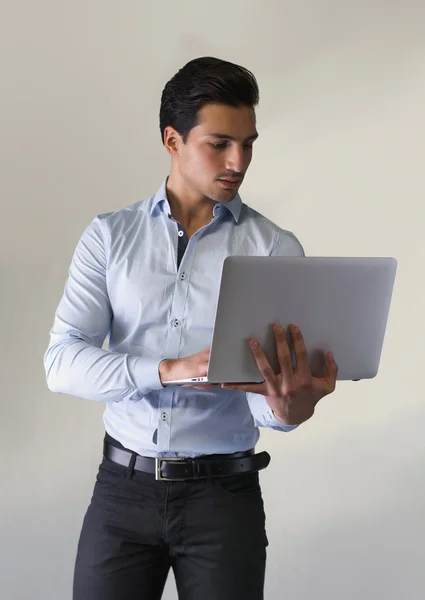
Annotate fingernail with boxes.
[274,324,283,334]
[249,339,258,349]
[291,325,299,334]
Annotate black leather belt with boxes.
[103,441,271,481]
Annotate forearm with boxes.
[44,337,163,402]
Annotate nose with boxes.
[224,144,245,174]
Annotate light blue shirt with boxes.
[44,179,305,458]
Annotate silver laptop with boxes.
[163,256,398,385]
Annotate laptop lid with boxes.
[206,256,397,383]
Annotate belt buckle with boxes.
[155,457,199,481]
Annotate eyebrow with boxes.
[207,132,259,142]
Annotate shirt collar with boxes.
[214,193,242,223]
[150,178,171,216]
[150,178,242,224]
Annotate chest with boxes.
[105,214,274,330]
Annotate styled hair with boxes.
[159,57,259,144]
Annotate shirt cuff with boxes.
[247,391,301,431]
[128,355,164,394]
[266,408,300,431]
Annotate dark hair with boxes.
[159,57,259,144]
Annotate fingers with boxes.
[197,348,210,360]
[272,324,295,382]
[248,338,278,394]
[323,352,338,391]
[194,346,211,359]
[286,324,311,380]
[221,383,267,394]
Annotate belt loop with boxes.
[126,453,137,479]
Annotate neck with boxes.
[165,174,215,232]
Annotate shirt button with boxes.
[180,272,186,280]
[161,412,168,421]
[173,319,181,327]
[178,230,184,237]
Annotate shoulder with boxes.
[240,203,306,257]
[78,195,154,249]
[96,195,153,225]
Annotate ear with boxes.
[163,126,182,158]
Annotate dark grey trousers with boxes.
[73,454,269,600]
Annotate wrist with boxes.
[158,359,174,384]
[272,409,288,423]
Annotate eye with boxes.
[210,142,253,150]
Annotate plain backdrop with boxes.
[1,1,424,599]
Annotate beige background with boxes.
[2,1,424,599]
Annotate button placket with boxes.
[161,211,196,362]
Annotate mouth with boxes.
[217,179,242,189]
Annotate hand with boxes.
[159,347,218,390]
[221,323,338,425]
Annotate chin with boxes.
[209,186,238,203]
[212,192,236,203]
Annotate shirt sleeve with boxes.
[245,229,306,431]
[43,216,164,403]
[246,392,300,432]
[271,229,306,258]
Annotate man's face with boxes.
[167,103,258,203]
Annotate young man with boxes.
[44,57,338,600]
